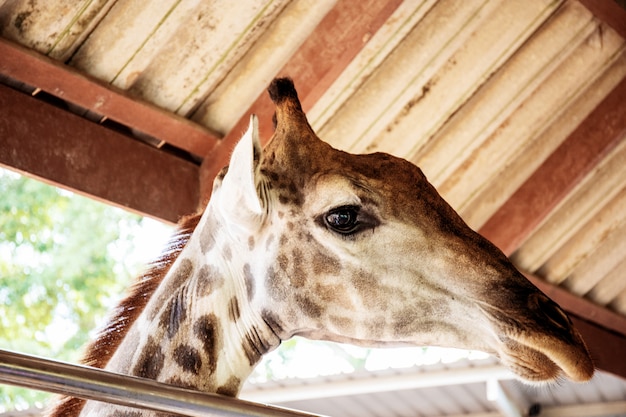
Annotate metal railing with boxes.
[0,349,322,417]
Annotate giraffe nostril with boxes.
[532,293,572,331]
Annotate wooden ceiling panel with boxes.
[479,72,626,257]
[368,0,564,160]
[69,0,203,86]
[191,0,337,136]
[0,39,220,157]
[440,17,625,217]
[197,0,404,198]
[71,0,290,117]
[512,137,626,273]
[565,219,626,296]
[0,0,114,60]
[411,0,596,191]
[537,187,626,285]
[308,1,437,133]
[0,83,199,223]
[609,288,626,317]
[317,0,509,153]
[462,48,626,230]
[586,256,626,307]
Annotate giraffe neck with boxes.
[79,205,281,416]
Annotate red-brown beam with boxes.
[479,75,626,256]
[525,273,626,337]
[523,272,626,379]
[198,0,403,202]
[0,84,199,223]
[0,38,219,158]
[571,317,626,380]
[578,0,626,40]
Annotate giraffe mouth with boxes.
[478,298,594,383]
[496,336,568,383]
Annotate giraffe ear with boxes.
[218,115,264,226]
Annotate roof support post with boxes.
[486,379,524,417]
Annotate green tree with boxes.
[0,169,167,412]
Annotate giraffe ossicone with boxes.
[49,77,594,417]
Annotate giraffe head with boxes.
[212,78,593,384]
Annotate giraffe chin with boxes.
[495,334,595,384]
[475,292,594,383]
[496,337,564,383]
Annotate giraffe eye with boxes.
[324,206,360,234]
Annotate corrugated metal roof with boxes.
[1,0,626,415]
[240,353,626,417]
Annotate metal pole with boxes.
[0,349,323,417]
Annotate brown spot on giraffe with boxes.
[200,212,218,253]
[312,249,342,276]
[194,314,222,374]
[148,258,193,321]
[265,233,275,250]
[159,289,187,339]
[295,294,323,319]
[241,326,271,366]
[164,376,197,390]
[222,244,232,262]
[216,376,241,397]
[261,310,286,337]
[173,344,202,374]
[289,248,305,287]
[195,264,225,298]
[351,272,400,309]
[243,263,255,301]
[276,252,289,274]
[264,266,285,300]
[132,336,165,379]
[228,296,241,322]
[329,315,356,335]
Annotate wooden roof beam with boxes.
[578,0,626,40]
[0,84,199,224]
[198,0,403,202]
[479,75,626,256]
[0,38,219,157]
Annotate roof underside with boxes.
[1,0,625,416]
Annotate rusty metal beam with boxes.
[198,0,403,203]
[0,38,219,157]
[0,83,199,223]
[479,75,626,256]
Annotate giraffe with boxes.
[49,77,594,417]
